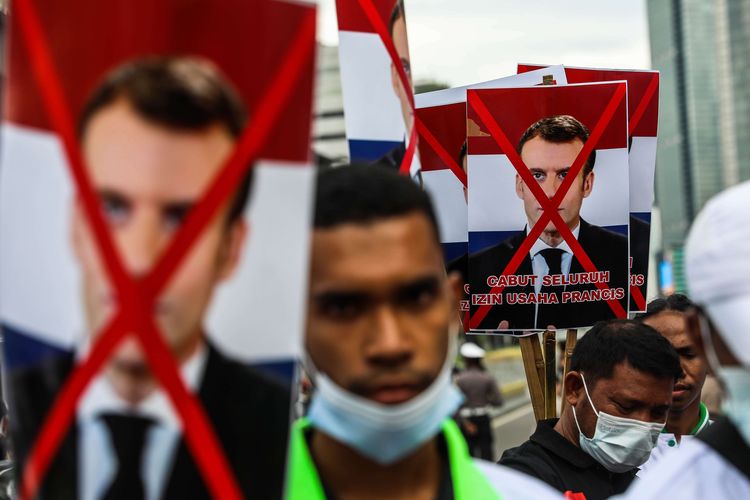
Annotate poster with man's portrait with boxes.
[0,0,316,498]
[467,82,630,333]
[414,66,567,328]
[336,0,419,178]
[519,65,659,313]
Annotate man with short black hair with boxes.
[470,114,629,331]
[499,319,682,500]
[637,294,710,474]
[286,164,559,499]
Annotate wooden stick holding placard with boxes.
[519,334,546,421]
[543,329,557,419]
[559,329,578,416]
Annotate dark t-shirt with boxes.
[498,418,636,500]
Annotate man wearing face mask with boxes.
[618,181,750,499]
[286,165,559,499]
[499,319,682,499]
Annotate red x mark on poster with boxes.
[467,82,628,330]
[12,0,316,497]
[519,65,660,312]
[415,114,468,186]
[353,0,418,176]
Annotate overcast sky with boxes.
[317,0,652,87]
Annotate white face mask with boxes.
[698,313,750,444]
[572,374,664,473]
[306,333,464,465]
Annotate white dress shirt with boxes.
[638,403,711,477]
[527,223,580,328]
[76,343,208,500]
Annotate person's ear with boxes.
[515,173,525,200]
[564,370,585,408]
[218,220,248,281]
[582,170,595,198]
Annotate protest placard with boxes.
[467,82,630,332]
[0,1,316,497]
[415,66,567,328]
[336,0,419,178]
[519,65,659,312]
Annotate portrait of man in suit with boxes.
[9,56,291,500]
[469,114,628,331]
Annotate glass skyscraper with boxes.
[647,0,750,293]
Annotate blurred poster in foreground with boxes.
[0,0,316,498]
[519,64,659,313]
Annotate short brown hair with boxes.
[78,56,252,224]
[517,115,596,179]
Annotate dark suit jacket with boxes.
[9,343,291,499]
[469,219,628,330]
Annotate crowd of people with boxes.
[0,56,746,498]
[285,164,750,499]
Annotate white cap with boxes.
[460,342,486,359]
[685,181,750,366]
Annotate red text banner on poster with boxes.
[338,0,417,175]
[467,83,628,329]
[518,65,659,311]
[9,0,316,498]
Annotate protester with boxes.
[619,181,750,499]
[499,319,681,500]
[455,342,504,460]
[637,294,710,474]
[286,165,560,499]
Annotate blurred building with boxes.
[313,44,347,166]
[647,0,750,293]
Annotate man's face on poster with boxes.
[390,10,412,135]
[72,98,246,401]
[516,136,594,243]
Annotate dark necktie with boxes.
[537,248,566,328]
[101,413,155,500]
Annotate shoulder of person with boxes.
[473,459,561,500]
[616,438,750,500]
[498,439,562,487]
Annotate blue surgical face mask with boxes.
[698,314,750,444]
[572,374,663,473]
[306,335,464,465]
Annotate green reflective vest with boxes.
[285,418,501,499]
